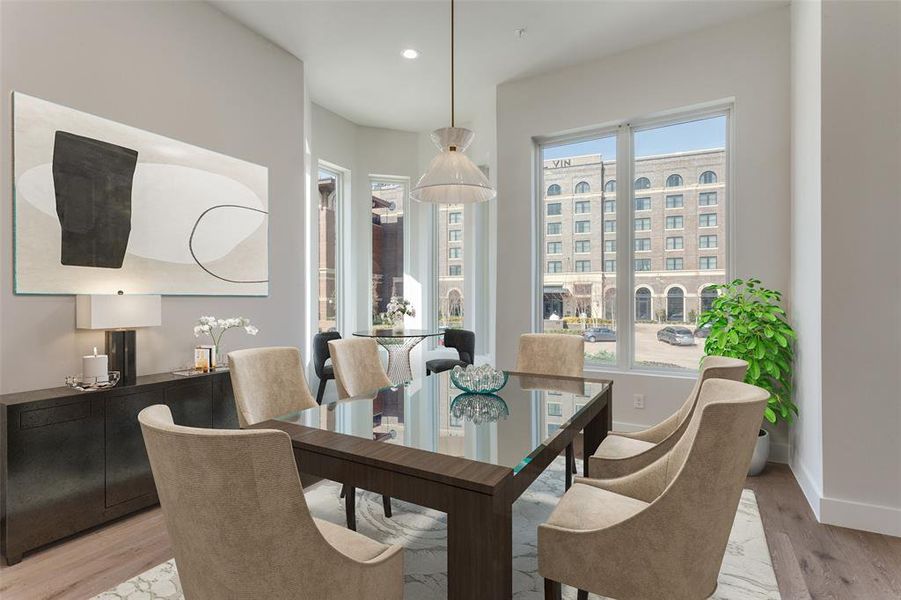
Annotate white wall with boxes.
[818,0,901,535]
[495,8,791,439]
[789,0,824,518]
[0,1,307,393]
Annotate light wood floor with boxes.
[1,464,898,600]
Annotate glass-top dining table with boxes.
[254,370,613,600]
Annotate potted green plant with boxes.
[696,278,797,475]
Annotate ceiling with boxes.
[213,0,778,132]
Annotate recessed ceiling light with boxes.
[401,48,419,59]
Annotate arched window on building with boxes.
[700,285,718,314]
[635,177,651,190]
[547,184,561,196]
[667,288,685,322]
[635,287,652,321]
[666,174,683,187]
[603,288,616,321]
[447,289,463,318]
[574,181,591,194]
[699,171,717,184]
[604,180,616,193]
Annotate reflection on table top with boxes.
[274,371,611,474]
[352,328,443,339]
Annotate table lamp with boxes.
[76,292,162,386]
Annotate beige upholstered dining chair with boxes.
[326,337,395,525]
[328,337,393,399]
[139,404,404,600]
[515,333,585,483]
[228,347,317,428]
[514,333,584,377]
[229,346,393,527]
[539,378,768,600]
[588,355,748,479]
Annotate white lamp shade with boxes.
[411,127,496,204]
[76,294,162,330]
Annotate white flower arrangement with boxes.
[193,315,259,349]
[385,296,415,320]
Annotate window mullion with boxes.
[614,125,633,369]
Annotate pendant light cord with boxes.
[450,0,455,128]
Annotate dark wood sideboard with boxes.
[0,370,237,565]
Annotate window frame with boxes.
[533,103,732,375]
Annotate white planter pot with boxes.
[748,428,770,476]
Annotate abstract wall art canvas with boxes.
[12,92,269,295]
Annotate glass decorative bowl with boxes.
[450,364,508,394]
[450,393,510,425]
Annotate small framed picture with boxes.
[194,347,212,372]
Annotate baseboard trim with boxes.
[769,441,790,464]
[820,496,901,537]
[790,459,823,521]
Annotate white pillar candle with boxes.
[83,347,109,384]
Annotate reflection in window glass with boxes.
[541,135,617,365]
[318,168,340,332]
[633,115,727,369]
[371,179,406,325]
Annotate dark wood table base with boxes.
[258,383,612,599]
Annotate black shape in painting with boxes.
[52,131,138,268]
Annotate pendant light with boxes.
[411,0,495,204]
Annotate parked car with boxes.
[694,323,712,338]
[657,326,696,346]
[582,327,616,343]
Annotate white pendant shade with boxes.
[411,127,495,204]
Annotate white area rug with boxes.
[95,459,779,599]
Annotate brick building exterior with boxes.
[542,148,726,324]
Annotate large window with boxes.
[438,204,464,329]
[371,178,407,325]
[318,167,341,332]
[540,135,617,365]
[539,110,728,372]
[633,114,727,368]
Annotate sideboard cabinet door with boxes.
[5,398,104,560]
[105,389,165,508]
[104,380,213,509]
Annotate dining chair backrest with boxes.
[228,347,317,428]
[674,355,748,432]
[642,379,768,591]
[138,404,335,598]
[313,331,342,379]
[328,337,392,399]
[515,333,584,378]
[443,329,475,365]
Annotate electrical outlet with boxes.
[633,394,645,409]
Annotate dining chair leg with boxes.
[339,484,346,499]
[577,590,589,600]
[316,378,328,405]
[382,495,392,518]
[345,486,356,531]
[571,441,578,474]
[565,443,574,490]
[544,578,562,600]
